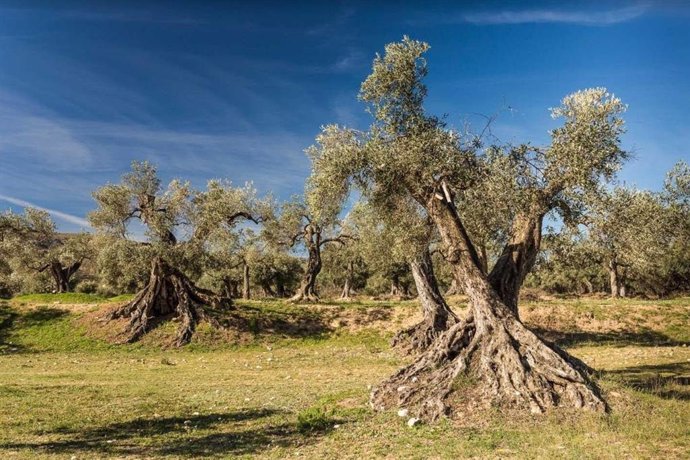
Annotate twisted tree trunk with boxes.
[371,195,606,421]
[222,278,239,298]
[389,274,411,297]
[44,260,82,293]
[392,247,458,354]
[105,256,232,346]
[290,243,321,302]
[487,213,543,319]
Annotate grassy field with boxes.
[1,294,689,459]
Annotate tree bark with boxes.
[46,260,82,293]
[290,242,321,302]
[445,276,462,296]
[340,261,355,299]
[389,274,410,297]
[242,261,251,300]
[608,257,625,298]
[487,213,544,319]
[392,247,458,354]
[105,256,233,346]
[371,194,606,421]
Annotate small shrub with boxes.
[297,406,332,432]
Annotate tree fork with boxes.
[372,195,607,421]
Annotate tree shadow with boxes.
[0,303,20,352]
[1,408,337,457]
[0,305,68,354]
[19,306,69,326]
[532,327,690,348]
[604,361,690,400]
[209,305,335,340]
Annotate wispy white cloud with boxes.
[0,90,94,170]
[0,194,91,228]
[430,3,649,26]
[331,48,367,73]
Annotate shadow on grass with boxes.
[2,408,336,457]
[605,361,690,401]
[0,304,68,354]
[207,305,335,340]
[0,303,20,352]
[533,327,690,348]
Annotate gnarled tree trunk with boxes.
[43,260,82,293]
[392,247,458,354]
[389,274,411,297]
[105,256,232,346]
[487,213,544,319]
[371,195,606,421]
[290,243,321,302]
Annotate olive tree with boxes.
[585,187,668,297]
[586,163,690,297]
[194,180,273,300]
[319,221,368,299]
[249,244,302,297]
[89,161,263,345]
[307,38,628,420]
[264,197,351,302]
[1,209,91,293]
[658,161,690,294]
[527,229,605,295]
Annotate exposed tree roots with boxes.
[372,305,607,421]
[391,310,457,355]
[391,249,459,355]
[289,289,319,303]
[105,257,233,346]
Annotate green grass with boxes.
[11,292,110,304]
[0,296,689,458]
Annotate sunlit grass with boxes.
[0,296,689,458]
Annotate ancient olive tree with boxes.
[194,181,273,300]
[264,198,350,302]
[307,37,629,419]
[319,220,368,299]
[1,209,91,293]
[89,161,262,345]
[584,188,667,297]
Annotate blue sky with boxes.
[1,0,689,232]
